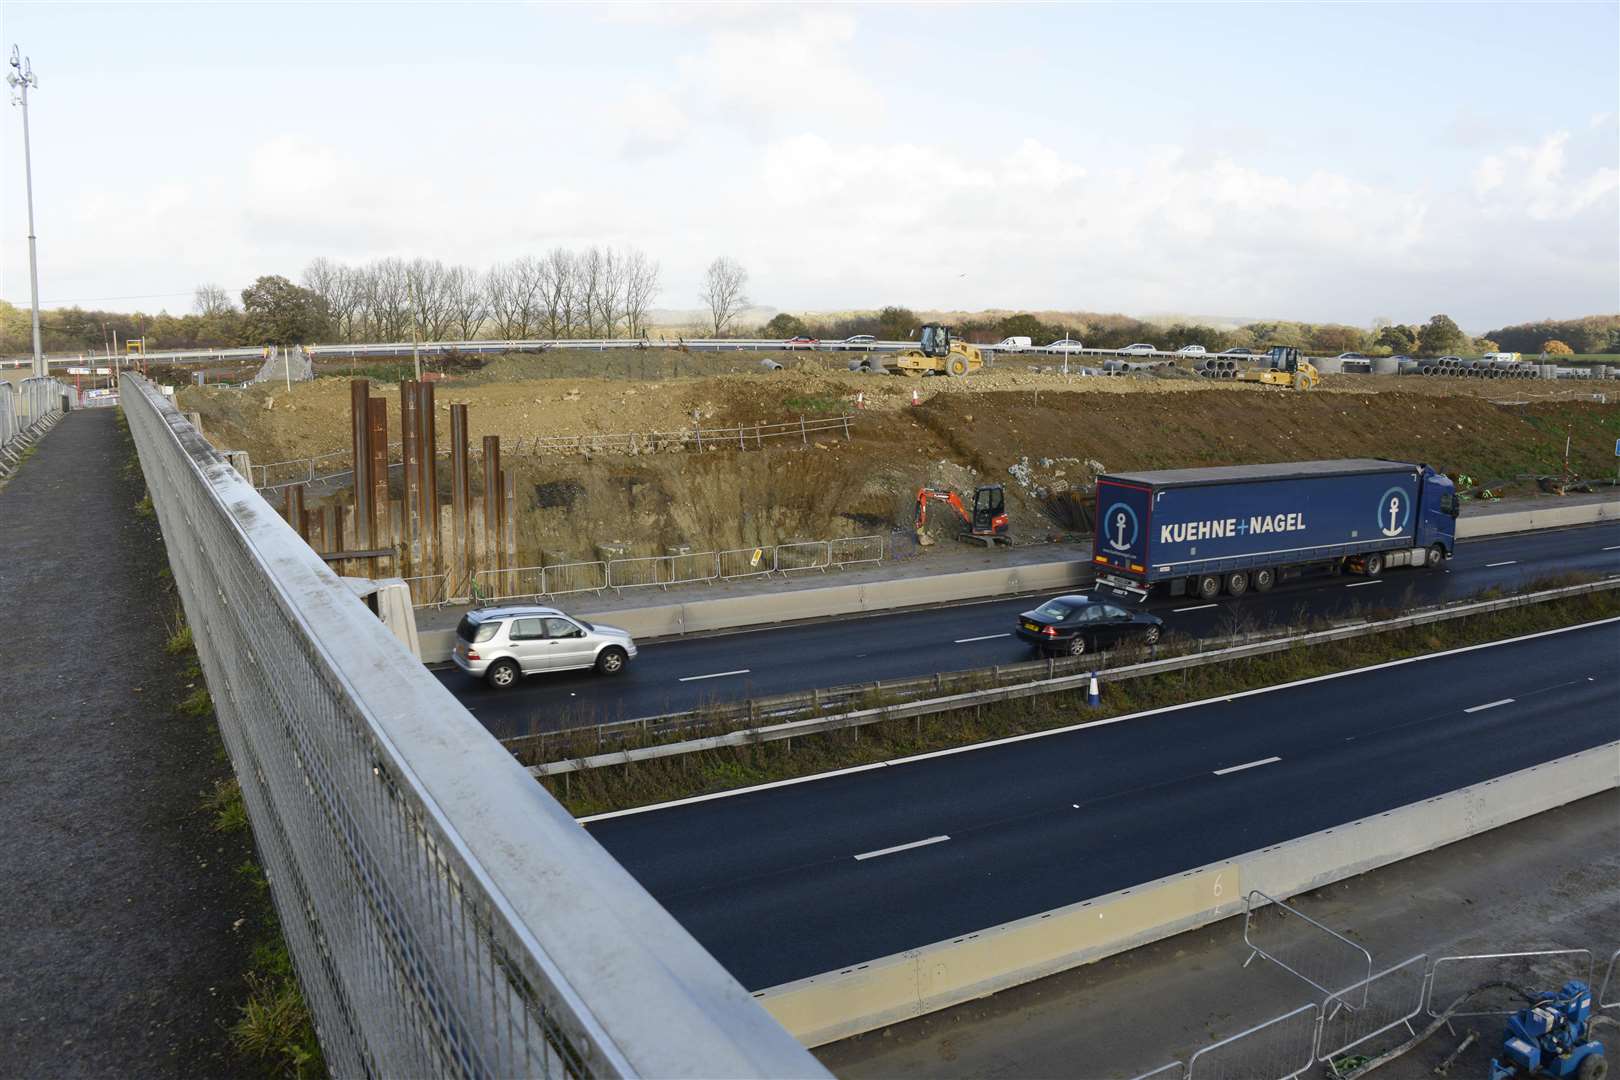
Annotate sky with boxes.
[0,1,1616,332]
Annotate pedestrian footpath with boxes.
[0,410,254,1077]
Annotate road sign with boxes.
[1614,438,1619,456]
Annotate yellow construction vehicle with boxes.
[888,323,984,378]
[1237,346,1319,390]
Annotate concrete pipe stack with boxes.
[1192,357,1239,379]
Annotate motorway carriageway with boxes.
[583,619,1620,991]
[441,523,1620,737]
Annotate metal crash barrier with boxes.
[119,374,821,1079]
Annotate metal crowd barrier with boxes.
[1,376,73,469]
[118,374,821,1078]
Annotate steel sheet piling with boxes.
[348,380,373,551]
[400,381,419,556]
[450,404,470,592]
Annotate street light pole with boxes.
[7,46,44,378]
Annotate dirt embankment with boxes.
[182,357,1619,563]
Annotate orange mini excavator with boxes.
[914,484,1010,546]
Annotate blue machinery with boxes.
[1491,982,1606,1080]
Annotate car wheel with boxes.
[1427,544,1446,570]
[1066,635,1087,656]
[595,646,628,675]
[1365,552,1383,577]
[1195,574,1221,600]
[1225,571,1249,596]
[485,659,520,690]
[1253,567,1275,592]
[1142,625,1160,645]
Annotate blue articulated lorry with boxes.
[1092,459,1460,602]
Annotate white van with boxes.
[995,336,1033,352]
[1480,352,1522,362]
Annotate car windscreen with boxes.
[1033,602,1074,620]
[457,616,500,643]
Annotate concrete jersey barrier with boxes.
[756,741,1620,1047]
[417,499,1617,663]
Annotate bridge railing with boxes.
[119,374,821,1079]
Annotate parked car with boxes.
[995,336,1033,352]
[1176,345,1207,355]
[1117,343,1158,356]
[784,336,820,349]
[1437,354,1463,363]
[1015,594,1164,656]
[1218,347,1254,356]
[843,334,876,345]
[452,606,638,688]
[1046,338,1085,352]
[1336,352,1369,360]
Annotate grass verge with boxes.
[541,586,1619,817]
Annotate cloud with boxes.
[605,82,692,158]
[1472,130,1619,221]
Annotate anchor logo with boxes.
[1103,501,1139,553]
[1377,488,1410,538]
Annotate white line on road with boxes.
[854,835,950,861]
[1212,755,1281,776]
[955,633,1011,643]
[1345,580,1385,588]
[1486,560,1517,568]
[677,669,751,682]
[1174,603,1218,612]
[1463,698,1515,714]
[1604,545,1620,552]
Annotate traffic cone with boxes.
[1087,673,1100,708]
[855,391,865,410]
[911,388,920,407]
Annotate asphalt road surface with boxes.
[442,523,1620,737]
[584,618,1620,991]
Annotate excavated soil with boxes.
[179,351,1620,562]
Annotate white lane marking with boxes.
[1213,755,1281,776]
[1604,545,1620,551]
[1464,698,1514,714]
[1345,580,1384,588]
[1486,560,1517,568]
[1174,603,1218,612]
[580,616,1620,823]
[854,835,950,861]
[677,669,751,682]
[955,633,1011,643]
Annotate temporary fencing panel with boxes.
[1426,949,1593,1018]
[1186,1003,1320,1080]
[1243,891,1373,1010]
[1316,954,1428,1066]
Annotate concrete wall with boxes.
[418,500,1617,662]
[1457,498,1619,539]
[757,742,1620,1047]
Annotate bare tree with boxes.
[446,265,487,340]
[302,258,364,341]
[193,283,235,317]
[485,257,546,339]
[700,256,748,336]
[619,248,661,338]
[361,257,413,341]
[588,247,623,338]
[540,248,576,338]
[406,258,457,341]
[575,247,604,337]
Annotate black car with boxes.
[1015,594,1164,656]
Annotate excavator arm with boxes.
[915,487,972,532]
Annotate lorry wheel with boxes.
[1427,544,1446,569]
[1066,635,1087,656]
[1225,572,1249,596]
[1253,568,1276,592]
[1195,574,1221,601]
[1365,552,1384,577]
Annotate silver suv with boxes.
[452,606,638,688]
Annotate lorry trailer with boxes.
[1092,459,1459,601]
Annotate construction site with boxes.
[169,345,1620,602]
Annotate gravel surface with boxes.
[0,409,256,1077]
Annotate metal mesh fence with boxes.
[120,375,819,1079]
[1316,954,1428,1065]
[1427,949,1593,1018]
[1244,891,1373,1007]
[1186,1003,1320,1080]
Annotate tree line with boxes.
[763,307,1549,358]
[1481,315,1620,356]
